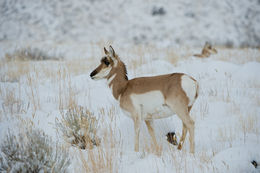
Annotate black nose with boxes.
[90,70,97,78]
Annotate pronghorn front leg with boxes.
[133,116,141,152]
[145,120,158,148]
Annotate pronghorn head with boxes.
[90,45,119,80]
[204,42,217,54]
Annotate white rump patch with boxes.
[181,75,197,106]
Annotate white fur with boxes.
[113,59,118,67]
[118,94,121,102]
[107,74,116,85]
[181,75,197,106]
[110,84,114,92]
[93,66,112,79]
[107,74,116,91]
[130,91,173,119]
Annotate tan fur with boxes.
[90,46,199,153]
[194,42,217,58]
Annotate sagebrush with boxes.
[5,47,63,61]
[56,106,100,149]
[0,128,70,173]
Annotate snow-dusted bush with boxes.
[0,128,70,173]
[151,6,166,16]
[5,47,63,61]
[56,106,100,149]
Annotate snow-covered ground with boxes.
[0,42,259,172]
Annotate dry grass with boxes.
[216,111,259,147]
[77,107,121,173]
[5,47,63,61]
[0,86,29,118]
[143,137,163,156]
[217,48,260,64]
[198,101,209,119]
[65,58,97,76]
[78,146,120,173]
[57,68,78,110]
[126,45,184,70]
[26,73,40,118]
[217,126,237,148]
[165,48,180,66]
[239,113,259,141]
[126,46,148,72]
[0,61,30,82]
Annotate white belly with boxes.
[130,91,174,119]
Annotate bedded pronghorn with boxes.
[90,46,199,153]
[194,42,217,58]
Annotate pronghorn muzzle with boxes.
[90,70,97,79]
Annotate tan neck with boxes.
[107,62,128,100]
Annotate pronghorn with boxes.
[194,42,217,58]
[90,46,199,153]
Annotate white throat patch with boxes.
[107,74,116,91]
[107,74,116,85]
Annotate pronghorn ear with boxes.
[109,45,116,58]
[104,47,109,55]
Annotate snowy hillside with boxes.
[0,0,260,47]
[0,43,260,172]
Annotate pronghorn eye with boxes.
[104,60,110,66]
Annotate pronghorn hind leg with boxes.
[178,106,192,150]
[187,105,195,153]
[188,105,193,113]
[145,120,158,148]
[177,122,187,150]
[133,117,141,152]
[166,102,195,153]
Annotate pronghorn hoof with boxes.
[177,144,182,150]
[166,132,178,146]
[251,160,258,168]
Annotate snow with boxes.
[233,62,260,86]
[0,0,260,172]
[0,43,260,172]
[212,146,260,172]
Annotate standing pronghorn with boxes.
[90,46,199,153]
